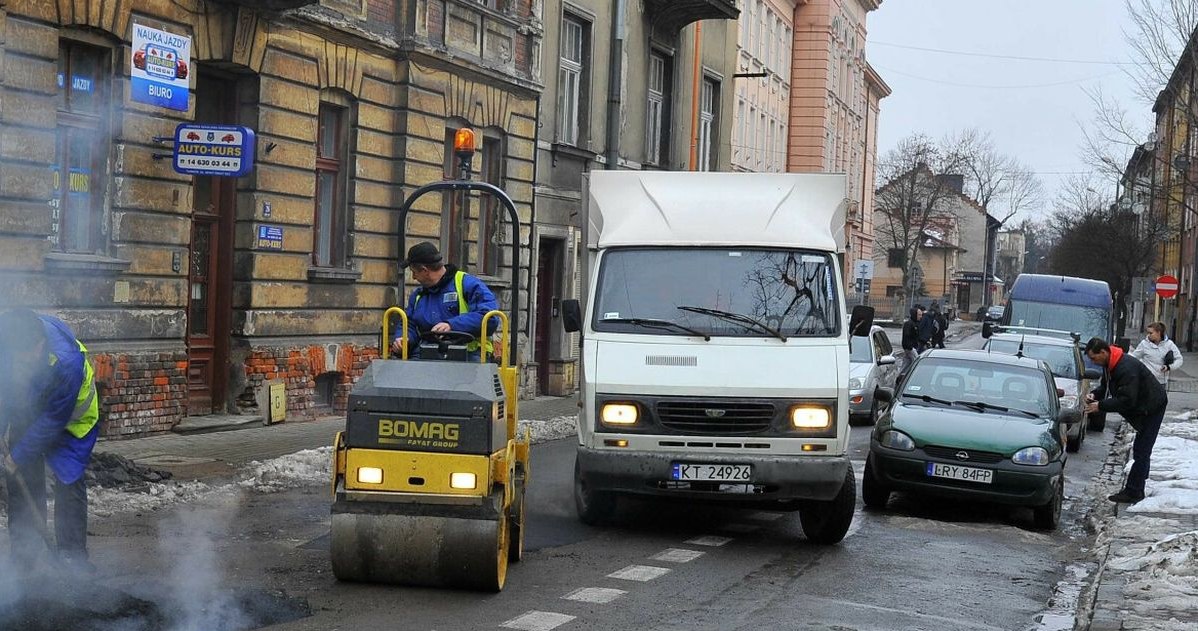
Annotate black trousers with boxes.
[6,459,88,563]
[1125,406,1166,497]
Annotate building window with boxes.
[699,77,719,171]
[53,40,110,253]
[887,248,906,269]
[557,14,589,146]
[314,101,350,268]
[646,52,672,166]
[478,134,505,276]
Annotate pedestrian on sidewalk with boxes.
[1130,321,1183,386]
[901,306,924,374]
[929,302,948,349]
[0,309,99,571]
[1084,337,1168,504]
[917,303,938,352]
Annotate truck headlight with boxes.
[450,472,477,489]
[848,378,863,390]
[790,405,832,429]
[601,403,639,426]
[1012,447,1051,466]
[357,467,384,484]
[880,430,915,451]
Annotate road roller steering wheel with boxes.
[419,330,477,346]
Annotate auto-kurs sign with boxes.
[131,23,191,111]
[173,124,256,177]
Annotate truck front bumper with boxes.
[576,446,851,502]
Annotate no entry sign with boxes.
[1156,274,1180,299]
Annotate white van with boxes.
[562,171,867,544]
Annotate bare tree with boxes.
[945,128,1046,222]
[874,134,972,309]
[1045,175,1171,337]
[1123,0,1198,103]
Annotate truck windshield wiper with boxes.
[676,306,787,342]
[952,400,1040,419]
[901,393,953,406]
[600,317,711,341]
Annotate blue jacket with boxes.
[398,266,499,345]
[8,316,98,485]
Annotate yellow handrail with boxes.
[382,307,409,360]
[480,310,510,367]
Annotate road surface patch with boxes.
[650,548,705,563]
[500,611,576,631]
[562,587,627,604]
[686,535,733,547]
[745,511,784,522]
[720,523,760,534]
[607,565,671,581]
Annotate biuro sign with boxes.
[130,23,190,111]
[172,124,256,177]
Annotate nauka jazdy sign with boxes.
[131,23,191,111]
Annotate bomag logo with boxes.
[378,419,460,442]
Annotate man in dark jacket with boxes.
[928,301,948,349]
[1084,337,1168,503]
[391,242,499,361]
[900,306,924,374]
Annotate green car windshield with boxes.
[986,340,1079,379]
[903,358,1054,418]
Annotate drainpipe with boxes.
[688,23,703,170]
[605,0,626,169]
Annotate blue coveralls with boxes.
[397,265,499,360]
[3,315,98,563]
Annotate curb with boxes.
[1073,423,1134,631]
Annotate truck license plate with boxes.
[926,462,993,484]
[671,463,752,482]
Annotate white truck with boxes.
[562,171,869,544]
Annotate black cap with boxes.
[400,242,443,269]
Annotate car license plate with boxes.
[926,462,993,484]
[671,463,752,482]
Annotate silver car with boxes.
[849,325,900,425]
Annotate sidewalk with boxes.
[1081,391,1198,631]
[95,395,579,480]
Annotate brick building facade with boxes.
[0,0,541,436]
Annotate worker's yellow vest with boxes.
[414,271,494,356]
[47,340,99,439]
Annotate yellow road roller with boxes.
[329,128,529,591]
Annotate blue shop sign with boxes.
[173,124,256,178]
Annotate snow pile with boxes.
[1108,529,1198,618]
[238,447,332,493]
[89,480,214,517]
[518,414,577,443]
[1128,419,1198,515]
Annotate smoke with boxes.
[156,501,251,631]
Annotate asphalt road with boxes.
[73,323,1116,631]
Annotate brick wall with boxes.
[92,351,188,438]
[238,343,379,417]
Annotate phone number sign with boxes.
[173,124,256,177]
[131,23,191,111]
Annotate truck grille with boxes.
[923,445,1005,464]
[655,401,775,434]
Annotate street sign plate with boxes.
[1156,274,1179,299]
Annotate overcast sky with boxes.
[867,0,1148,219]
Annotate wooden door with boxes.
[535,240,561,394]
[187,74,236,415]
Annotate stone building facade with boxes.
[731,0,795,173]
[787,0,884,285]
[532,1,739,396]
[0,0,542,436]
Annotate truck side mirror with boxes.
[982,322,993,338]
[848,305,875,337]
[1084,368,1102,380]
[562,299,583,333]
[874,387,894,403]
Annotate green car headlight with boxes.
[1012,447,1050,466]
[880,430,915,451]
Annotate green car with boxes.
[863,349,1067,530]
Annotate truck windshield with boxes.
[593,248,840,338]
[1007,300,1109,342]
